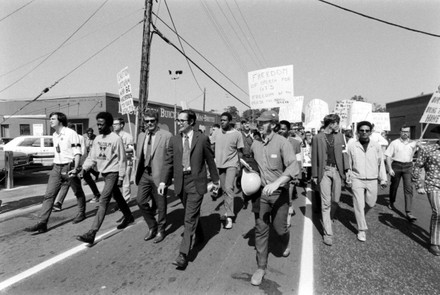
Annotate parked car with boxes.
[0,137,14,151]
[0,150,31,172]
[3,136,55,166]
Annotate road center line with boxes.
[0,228,117,291]
[298,191,314,295]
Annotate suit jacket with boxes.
[160,130,219,196]
[135,128,172,186]
[311,132,348,183]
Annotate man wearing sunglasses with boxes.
[135,109,172,243]
[347,121,387,242]
[158,109,219,270]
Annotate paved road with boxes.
[0,169,439,294]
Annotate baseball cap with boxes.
[256,110,279,122]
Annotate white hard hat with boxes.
[241,169,261,196]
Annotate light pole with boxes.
[169,70,183,135]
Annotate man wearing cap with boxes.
[249,110,299,286]
[239,119,258,209]
[347,121,387,242]
[312,114,349,246]
[384,125,418,221]
[412,125,440,256]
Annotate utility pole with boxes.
[138,0,153,133]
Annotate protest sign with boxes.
[279,96,304,122]
[420,91,440,124]
[304,99,329,131]
[348,101,372,126]
[248,65,294,109]
[333,100,353,129]
[367,112,390,131]
[117,67,135,115]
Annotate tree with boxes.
[224,106,240,122]
[350,95,366,102]
[373,103,386,112]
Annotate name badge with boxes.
[270,154,277,158]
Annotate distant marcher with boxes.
[239,119,258,209]
[347,121,387,242]
[384,126,417,221]
[311,114,349,246]
[412,125,440,256]
[83,128,100,181]
[25,112,87,233]
[76,112,134,244]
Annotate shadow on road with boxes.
[0,195,44,214]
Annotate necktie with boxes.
[182,134,190,170]
[144,132,153,167]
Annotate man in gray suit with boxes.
[311,114,349,246]
[135,109,172,243]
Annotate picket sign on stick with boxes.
[419,86,440,140]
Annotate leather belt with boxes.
[326,163,337,167]
[183,170,191,175]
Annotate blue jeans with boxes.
[39,164,86,224]
[319,166,341,236]
[219,167,237,217]
[91,172,132,232]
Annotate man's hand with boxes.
[388,169,395,177]
[211,182,219,192]
[312,177,318,186]
[417,187,426,194]
[380,180,387,189]
[68,168,79,178]
[158,183,167,196]
[262,182,280,196]
[117,179,123,187]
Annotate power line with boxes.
[318,0,440,38]
[163,0,204,93]
[1,20,143,124]
[0,0,35,23]
[152,24,250,108]
[0,0,110,94]
[153,12,248,96]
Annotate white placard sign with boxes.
[33,124,44,136]
[348,101,372,126]
[367,112,390,131]
[279,96,304,122]
[117,67,135,115]
[304,99,329,131]
[420,92,440,124]
[248,65,294,109]
[333,100,353,129]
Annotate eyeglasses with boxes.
[359,129,371,133]
[96,123,104,126]
[143,119,156,123]
[175,119,188,123]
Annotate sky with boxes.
[1,0,439,116]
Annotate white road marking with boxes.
[298,193,314,295]
[0,228,117,291]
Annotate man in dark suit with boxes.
[311,114,349,247]
[158,109,219,269]
[135,109,172,243]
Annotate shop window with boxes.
[1,124,10,137]
[19,124,31,135]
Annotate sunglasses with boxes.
[175,119,188,123]
[143,119,156,123]
[359,129,371,133]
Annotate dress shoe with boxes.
[251,268,265,286]
[116,215,134,230]
[406,213,417,222]
[357,231,366,242]
[72,213,86,224]
[76,230,97,244]
[154,231,166,243]
[323,235,333,246]
[144,229,158,241]
[429,244,440,256]
[225,217,233,229]
[24,222,47,233]
[172,253,188,269]
[52,203,62,212]
[282,247,291,257]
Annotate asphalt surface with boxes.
[0,168,439,294]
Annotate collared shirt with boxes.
[53,126,82,164]
[241,130,253,157]
[118,130,134,161]
[413,142,440,192]
[143,129,157,158]
[384,138,417,163]
[182,129,194,147]
[251,132,299,188]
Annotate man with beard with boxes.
[76,112,134,244]
[249,110,299,286]
[25,112,87,233]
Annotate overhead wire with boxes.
[153,12,249,96]
[1,19,143,124]
[318,0,440,38]
[0,0,111,94]
[152,24,249,108]
[233,0,268,67]
[0,7,144,78]
[163,0,204,93]
[0,0,35,23]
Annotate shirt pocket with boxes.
[267,153,282,170]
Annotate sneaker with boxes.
[429,245,440,256]
[225,217,233,229]
[251,269,265,286]
[357,231,366,242]
[89,196,99,203]
[76,230,96,244]
[52,203,62,212]
[323,235,333,246]
[406,213,417,222]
